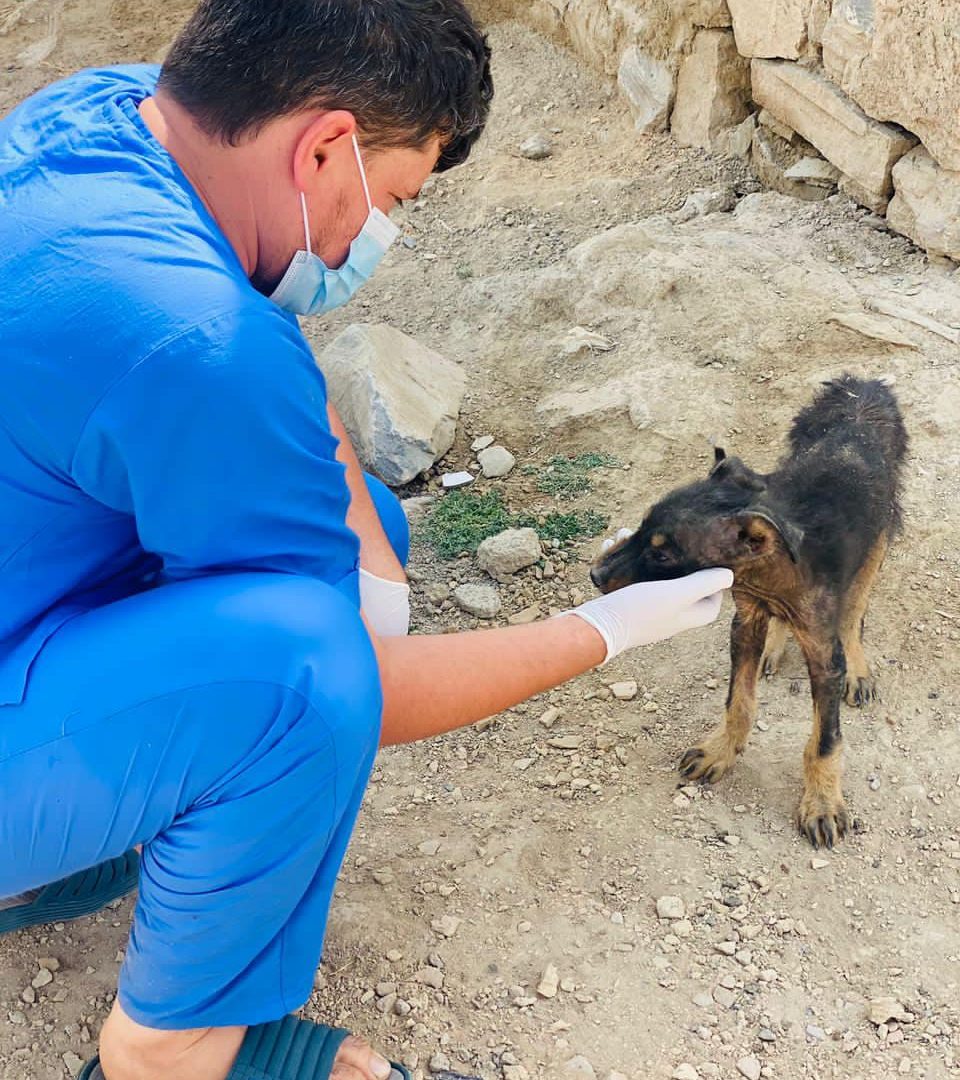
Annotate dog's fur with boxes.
[590,375,907,848]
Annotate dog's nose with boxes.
[589,567,603,589]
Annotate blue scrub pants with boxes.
[0,476,408,1030]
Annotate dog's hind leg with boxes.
[794,630,850,849]
[761,617,790,677]
[680,605,768,784]
[839,531,888,707]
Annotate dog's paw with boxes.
[679,731,742,784]
[796,793,850,849]
[762,654,781,678]
[844,674,878,708]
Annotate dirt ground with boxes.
[2,4,959,1080]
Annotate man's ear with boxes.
[709,453,766,493]
[736,510,804,563]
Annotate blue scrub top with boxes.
[0,65,360,706]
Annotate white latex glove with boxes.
[601,528,633,553]
[568,567,734,663]
[359,568,411,637]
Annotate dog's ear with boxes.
[713,446,727,467]
[736,509,804,563]
[708,508,803,563]
[709,453,766,493]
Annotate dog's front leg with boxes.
[796,633,850,848]
[679,606,768,784]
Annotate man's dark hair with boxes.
[159,0,493,171]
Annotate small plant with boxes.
[517,510,609,545]
[535,453,622,500]
[421,489,513,558]
[421,492,610,559]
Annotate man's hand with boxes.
[568,568,734,662]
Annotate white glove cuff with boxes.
[359,568,411,638]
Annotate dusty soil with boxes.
[2,5,959,1080]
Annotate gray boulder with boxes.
[319,323,466,487]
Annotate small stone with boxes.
[418,839,442,856]
[811,857,829,870]
[736,1057,762,1080]
[724,834,741,847]
[869,997,913,1025]
[507,604,542,626]
[430,914,461,938]
[519,134,553,160]
[441,471,474,489]
[453,583,501,619]
[673,1066,700,1080]
[610,680,638,701]
[376,981,397,997]
[385,949,404,962]
[37,957,60,972]
[372,869,395,885]
[705,678,719,689]
[20,986,35,1005]
[504,1067,530,1080]
[477,445,516,479]
[693,993,714,1009]
[714,986,736,1008]
[62,1053,85,1078]
[471,435,495,452]
[429,1051,451,1073]
[539,707,561,728]
[784,156,841,187]
[656,896,685,921]
[548,735,581,750]
[758,1028,776,1042]
[806,1024,826,1041]
[715,942,737,956]
[31,968,53,989]
[537,963,560,998]
[414,966,444,989]
[564,1056,596,1078]
[477,528,542,577]
[393,998,412,1017]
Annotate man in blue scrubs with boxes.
[0,2,733,1078]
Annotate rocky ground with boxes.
[1,5,959,1080]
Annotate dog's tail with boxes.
[790,373,909,528]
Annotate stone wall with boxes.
[472,0,960,261]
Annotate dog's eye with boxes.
[651,548,673,564]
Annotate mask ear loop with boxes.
[352,135,374,213]
[299,192,313,255]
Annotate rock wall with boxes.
[472,0,960,261]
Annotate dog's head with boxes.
[590,448,804,593]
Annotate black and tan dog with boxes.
[591,375,907,848]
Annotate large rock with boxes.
[821,0,960,173]
[726,0,810,59]
[618,47,675,134]
[477,528,542,577]
[671,29,752,152]
[319,324,465,487]
[751,59,917,209]
[887,148,960,262]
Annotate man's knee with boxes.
[220,574,382,737]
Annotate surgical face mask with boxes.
[270,135,400,316]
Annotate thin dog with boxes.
[590,376,907,848]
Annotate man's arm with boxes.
[328,402,406,584]
[374,567,734,745]
[374,614,606,746]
